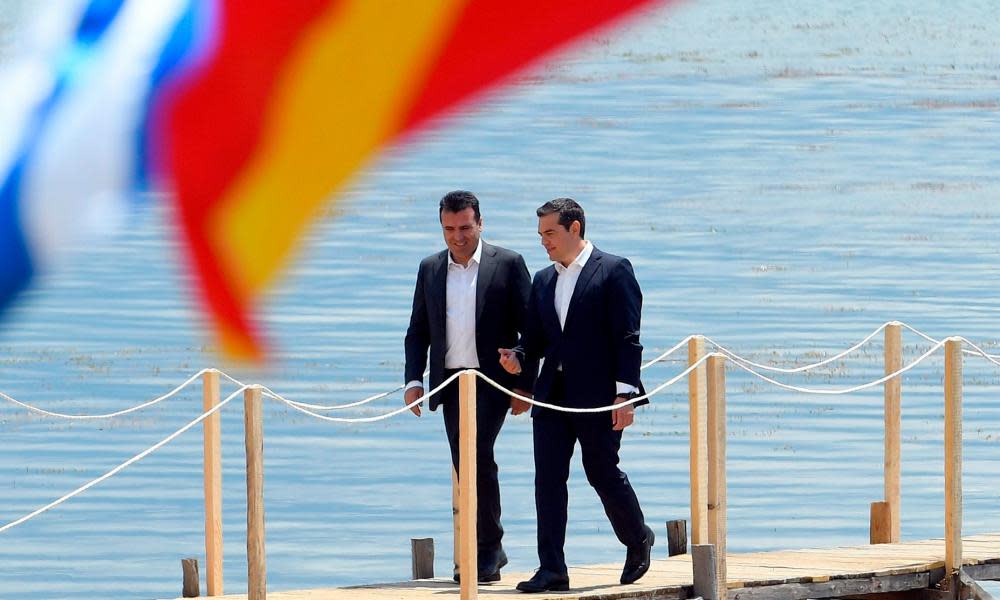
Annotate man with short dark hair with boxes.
[499,198,653,593]
[404,190,532,583]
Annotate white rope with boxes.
[274,354,720,423]
[262,371,464,423]
[0,368,214,420]
[639,335,695,370]
[292,335,695,422]
[702,322,893,374]
[255,370,432,412]
[0,386,246,534]
[283,385,405,411]
[288,336,698,413]
[217,370,246,388]
[897,322,1000,363]
[474,354,717,412]
[898,322,942,345]
[283,337,697,414]
[956,337,1000,369]
[729,340,947,395]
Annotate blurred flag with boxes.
[0,0,667,360]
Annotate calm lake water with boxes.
[2,1,1000,598]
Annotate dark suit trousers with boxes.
[440,368,509,552]
[532,374,646,574]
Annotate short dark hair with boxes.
[537,197,585,238]
[439,190,481,222]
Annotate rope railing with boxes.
[639,335,695,370]
[703,321,893,374]
[728,339,948,396]
[0,386,247,534]
[0,324,986,598]
[4,321,999,420]
[0,368,216,420]
[263,371,463,423]
[0,323,994,538]
[0,355,719,535]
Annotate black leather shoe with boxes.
[516,569,570,593]
[452,547,509,583]
[620,524,655,584]
[478,547,508,582]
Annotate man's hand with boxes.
[498,348,522,374]
[510,388,532,415]
[612,396,635,431]
[404,386,424,417]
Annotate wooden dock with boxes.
[184,533,1000,600]
[174,335,994,600]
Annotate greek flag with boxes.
[0,0,204,315]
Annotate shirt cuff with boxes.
[404,380,424,392]
[616,382,639,395]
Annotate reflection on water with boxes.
[1,1,999,598]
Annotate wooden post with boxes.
[182,557,200,598]
[870,501,891,544]
[202,370,224,596]
[458,371,478,600]
[666,519,687,557]
[692,544,719,600]
[244,386,266,600]
[706,355,727,600]
[411,538,435,580]
[884,322,902,542]
[452,467,460,579]
[689,336,709,545]
[944,338,963,573]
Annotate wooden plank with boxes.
[182,557,200,598]
[884,323,903,543]
[202,369,224,596]
[668,519,688,557]
[872,502,892,545]
[244,386,266,600]
[411,538,434,580]
[689,336,709,545]
[458,371,478,600]
[944,339,963,572]
[729,572,933,600]
[707,355,728,599]
[184,533,1000,600]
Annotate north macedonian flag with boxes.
[0,0,667,360]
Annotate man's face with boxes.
[538,212,581,265]
[441,207,482,264]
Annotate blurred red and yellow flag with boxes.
[1,0,669,360]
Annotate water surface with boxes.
[1,1,999,598]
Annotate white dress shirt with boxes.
[444,239,482,369]
[553,240,594,329]
[554,241,638,396]
[405,240,482,392]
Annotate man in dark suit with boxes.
[499,198,653,593]
[404,191,532,583]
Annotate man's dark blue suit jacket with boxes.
[517,246,646,415]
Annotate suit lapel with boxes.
[475,242,497,323]
[541,267,560,332]
[564,247,602,329]
[431,250,448,326]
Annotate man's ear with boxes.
[571,220,581,236]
